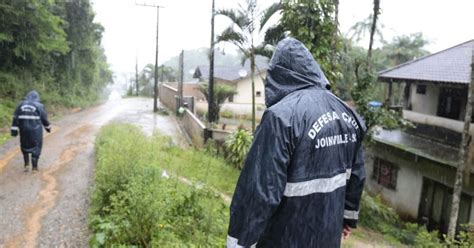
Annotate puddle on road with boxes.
[108,99,188,147]
[0,148,20,173]
[66,124,93,139]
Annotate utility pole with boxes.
[136,1,164,112]
[208,0,216,126]
[135,56,139,96]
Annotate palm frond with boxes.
[216,9,250,30]
[240,55,248,67]
[263,24,286,46]
[254,44,273,59]
[259,2,282,31]
[217,27,248,55]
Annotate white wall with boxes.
[365,153,423,219]
[233,72,266,105]
[410,83,440,115]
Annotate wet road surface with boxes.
[0,97,188,247]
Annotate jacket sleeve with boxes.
[344,145,366,228]
[227,110,292,247]
[38,105,51,131]
[11,105,20,136]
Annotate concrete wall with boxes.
[181,108,206,148]
[365,149,423,219]
[166,82,206,102]
[410,83,440,116]
[365,143,474,221]
[212,129,232,143]
[159,84,178,112]
[234,72,266,104]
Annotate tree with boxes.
[277,0,341,90]
[347,15,384,45]
[349,0,406,137]
[448,46,474,238]
[0,0,69,98]
[216,0,281,132]
[375,33,429,69]
[137,64,175,96]
[199,83,237,123]
[158,65,176,82]
[0,0,111,109]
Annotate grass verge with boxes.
[90,123,239,247]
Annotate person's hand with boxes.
[342,225,352,239]
[45,127,51,133]
[11,130,18,137]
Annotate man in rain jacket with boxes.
[227,38,366,247]
[11,91,51,171]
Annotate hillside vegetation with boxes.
[0,0,112,127]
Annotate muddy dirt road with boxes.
[0,98,187,247]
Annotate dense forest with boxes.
[0,0,112,126]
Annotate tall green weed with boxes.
[91,123,234,247]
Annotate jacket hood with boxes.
[265,37,330,107]
[25,91,40,102]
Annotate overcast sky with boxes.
[92,0,474,84]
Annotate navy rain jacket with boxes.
[227,38,367,248]
[11,91,51,157]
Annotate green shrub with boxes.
[220,110,233,119]
[224,127,253,169]
[0,99,15,128]
[360,192,474,246]
[91,123,237,247]
[443,224,474,247]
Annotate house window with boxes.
[372,158,398,190]
[256,91,262,97]
[416,85,427,94]
[228,94,234,103]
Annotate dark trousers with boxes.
[22,152,39,169]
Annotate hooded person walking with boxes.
[226,38,367,247]
[10,91,51,172]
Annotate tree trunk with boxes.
[251,50,256,133]
[135,57,139,96]
[367,0,380,66]
[448,46,474,238]
[331,0,339,94]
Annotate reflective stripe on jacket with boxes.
[227,38,366,248]
[11,91,50,157]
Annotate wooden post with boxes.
[178,50,184,108]
[386,80,393,107]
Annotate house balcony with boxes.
[403,110,474,136]
[373,109,474,169]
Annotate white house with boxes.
[192,58,269,105]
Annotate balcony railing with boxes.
[403,110,474,136]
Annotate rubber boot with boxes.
[32,157,39,171]
[23,152,30,172]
